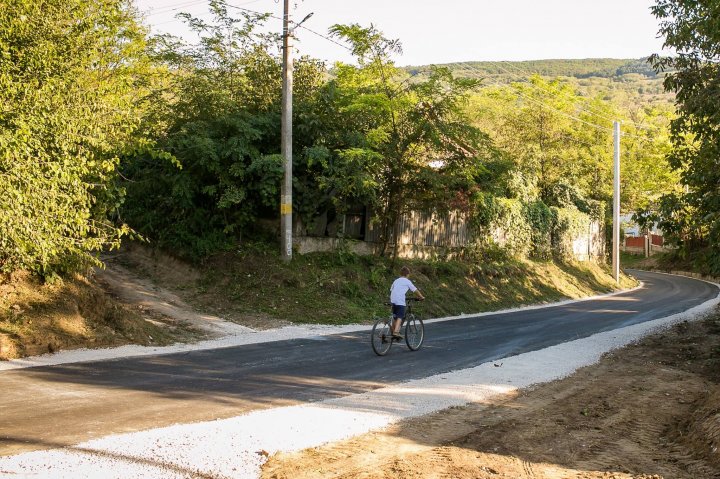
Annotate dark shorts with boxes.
[391,304,406,320]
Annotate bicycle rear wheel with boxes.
[371,317,393,356]
[404,314,424,351]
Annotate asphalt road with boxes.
[1,270,717,456]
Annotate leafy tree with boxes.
[621,105,681,215]
[469,77,608,204]
[120,2,327,257]
[0,0,149,275]
[468,73,677,217]
[310,24,498,256]
[650,0,720,271]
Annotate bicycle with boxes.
[370,298,425,356]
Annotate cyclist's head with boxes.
[400,266,411,276]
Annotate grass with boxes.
[145,243,637,326]
[1,243,638,360]
[620,251,654,270]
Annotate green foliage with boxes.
[408,59,658,81]
[120,3,328,258]
[649,0,720,273]
[470,196,530,258]
[315,24,499,256]
[552,207,592,260]
[524,201,555,259]
[470,192,594,262]
[0,0,148,275]
[466,69,677,234]
[176,246,628,325]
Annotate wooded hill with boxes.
[406,58,658,80]
[405,58,672,108]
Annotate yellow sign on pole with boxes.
[280,203,292,215]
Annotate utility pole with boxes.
[280,0,293,262]
[612,121,620,283]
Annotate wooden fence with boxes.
[364,210,471,247]
[297,209,604,261]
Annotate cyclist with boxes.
[389,266,425,339]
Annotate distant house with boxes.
[620,214,661,237]
[620,214,669,256]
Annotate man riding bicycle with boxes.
[389,266,425,340]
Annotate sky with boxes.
[133,0,668,67]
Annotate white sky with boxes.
[133,0,668,66]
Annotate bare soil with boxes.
[262,315,720,479]
[0,270,206,360]
[102,243,292,330]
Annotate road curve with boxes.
[0,269,716,456]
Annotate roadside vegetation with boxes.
[116,242,636,326]
[0,271,203,360]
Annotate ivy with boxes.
[552,206,593,260]
[470,194,594,261]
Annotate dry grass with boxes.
[0,271,202,360]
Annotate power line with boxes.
[295,24,352,52]
[141,0,210,17]
[146,0,267,27]
[217,0,353,54]
[498,60,622,123]
[153,11,214,27]
[140,1,661,145]
[446,60,665,144]
[458,62,615,129]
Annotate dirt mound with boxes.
[262,316,720,479]
[105,241,201,287]
[677,387,720,469]
[0,271,204,360]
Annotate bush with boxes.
[524,201,555,259]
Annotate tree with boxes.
[120,2,327,257]
[309,24,497,256]
[469,77,610,205]
[0,0,150,275]
[650,0,720,271]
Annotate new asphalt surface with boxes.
[1,270,717,456]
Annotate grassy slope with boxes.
[123,243,637,326]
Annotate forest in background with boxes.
[408,57,673,110]
[2,0,715,280]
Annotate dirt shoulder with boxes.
[262,313,720,479]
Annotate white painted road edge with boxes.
[1,279,718,479]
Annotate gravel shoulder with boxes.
[262,309,720,479]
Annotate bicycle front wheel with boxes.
[371,317,393,356]
[404,314,424,351]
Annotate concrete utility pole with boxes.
[612,121,621,283]
[280,0,293,262]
